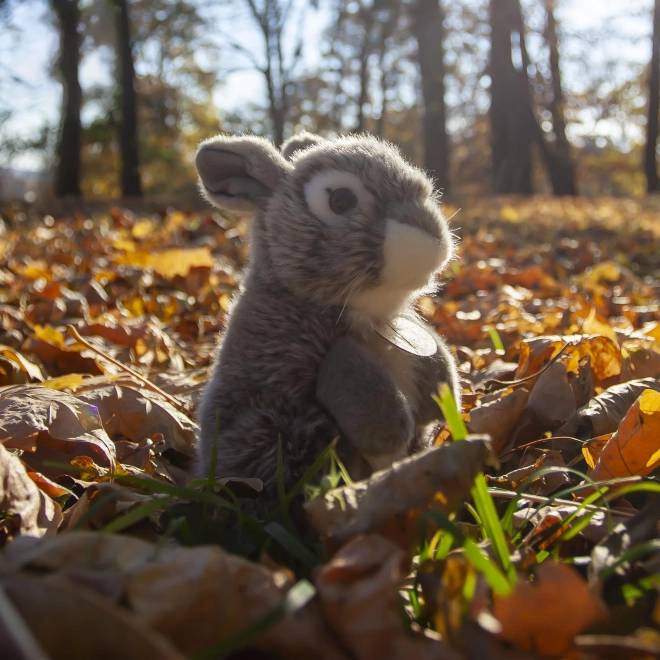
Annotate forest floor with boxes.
[0,196,659,659]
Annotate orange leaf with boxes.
[588,389,660,480]
[493,561,607,656]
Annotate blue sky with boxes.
[0,0,653,169]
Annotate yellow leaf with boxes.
[500,205,520,222]
[132,219,157,239]
[589,389,660,480]
[112,238,137,252]
[150,247,214,279]
[33,324,66,348]
[41,373,86,391]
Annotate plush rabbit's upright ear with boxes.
[195,135,291,213]
[281,132,326,160]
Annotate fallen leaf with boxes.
[0,573,185,660]
[588,389,660,481]
[0,385,116,477]
[305,436,495,552]
[517,335,622,382]
[525,361,576,429]
[61,482,161,536]
[0,345,44,384]
[0,444,61,538]
[3,532,347,658]
[316,534,461,660]
[467,388,530,454]
[565,377,660,437]
[493,561,607,656]
[76,385,197,457]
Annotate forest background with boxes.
[0,0,658,203]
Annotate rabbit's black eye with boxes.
[328,188,358,214]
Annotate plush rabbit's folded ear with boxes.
[195,135,291,213]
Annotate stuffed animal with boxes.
[194,132,460,493]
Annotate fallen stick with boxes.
[66,325,190,416]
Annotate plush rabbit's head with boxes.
[195,133,455,322]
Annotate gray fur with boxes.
[195,132,461,494]
[281,131,327,159]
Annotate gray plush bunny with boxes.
[194,132,461,493]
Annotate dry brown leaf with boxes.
[588,389,660,481]
[3,532,348,658]
[316,534,461,660]
[61,482,160,534]
[467,387,530,454]
[582,434,613,470]
[0,345,44,384]
[0,573,185,660]
[569,377,660,437]
[0,385,116,476]
[526,361,577,429]
[620,344,660,380]
[305,436,495,552]
[517,335,622,382]
[76,385,196,457]
[493,561,607,656]
[0,444,61,537]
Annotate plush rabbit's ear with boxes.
[281,132,326,160]
[195,135,291,213]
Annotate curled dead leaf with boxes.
[0,385,116,477]
[0,444,61,538]
[565,377,660,438]
[467,388,530,454]
[588,389,660,481]
[0,573,185,660]
[316,534,461,660]
[76,385,197,457]
[305,436,495,552]
[3,532,347,658]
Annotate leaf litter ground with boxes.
[0,197,659,659]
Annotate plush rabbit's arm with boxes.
[316,337,414,470]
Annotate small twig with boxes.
[484,341,571,391]
[487,487,636,518]
[66,326,190,416]
[498,436,584,460]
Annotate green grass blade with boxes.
[433,384,515,586]
[101,495,173,535]
[472,475,516,584]
[488,327,505,352]
[421,511,512,595]
[70,491,122,531]
[435,532,454,560]
[463,539,512,595]
[501,466,614,537]
[599,539,660,581]
[434,382,468,440]
[263,522,318,568]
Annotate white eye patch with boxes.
[304,170,375,224]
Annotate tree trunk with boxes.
[411,0,450,194]
[543,0,576,195]
[52,0,82,198]
[355,6,374,133]
[646,0,660,193]
[115,0,142,197]
[376,47,388,138]
[489,0,533,194]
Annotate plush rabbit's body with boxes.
[195,133,460,492]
